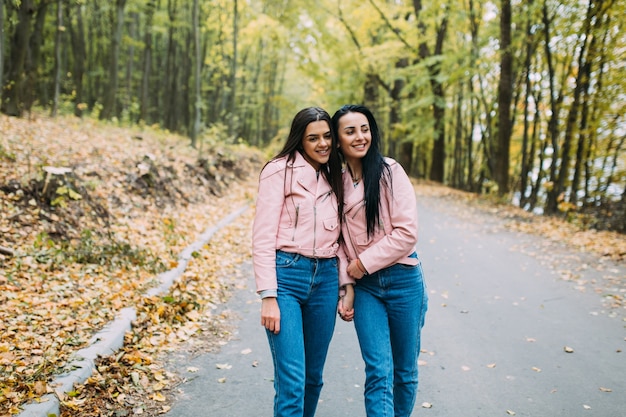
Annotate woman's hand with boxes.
[347,258,367,279]
[338,284,354,322]
[261,297,281,334]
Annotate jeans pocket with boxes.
[276,250,299,268]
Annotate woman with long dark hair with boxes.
[252,106,350,417]
[334,104,428,417]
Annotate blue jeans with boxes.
[353,254,428,417]
[267,250,339,417]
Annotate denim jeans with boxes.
[266,250,339,417]
[353,254,428,417]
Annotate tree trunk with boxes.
[542,3,563,214]
[519,1,536,208]
[495,0,513,195]
[190,0,201,147]
[2,0,34,116]
[412,0,448,183]
[123,12,138,121]
[100,0,127,120]
[139,0,156,123]
[50,0,63,117]
[228,0,238,138]
[163,0,178,131]
[0,0,5,96]
[29,1,51,111]
[66,2,86,117]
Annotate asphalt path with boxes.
[163,192,626,417]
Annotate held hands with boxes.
[261,297,280,334]
[337,284,354,322]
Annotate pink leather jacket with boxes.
[339,157,419,281]
[252,152,345,294]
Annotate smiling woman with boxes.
[300,120,333,171]
[252,106,351,417]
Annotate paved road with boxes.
[164,193,626,417]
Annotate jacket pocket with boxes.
[323,217,338,231]
[355,230,373,246]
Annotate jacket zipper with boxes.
[292,204,299,241]
[313,205,317,256]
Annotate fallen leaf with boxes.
[187,366,199,373]
[599,387,612,392]
[241,348,252,355]
[583,404,591,410]
[506,410,516,415]
[216,363,232,370]
[487,363,496,368]
[564,346,574,353]
[152,392,166,402]
[421,402,432,408]
[532,367,541,372]
[218,377,226,383]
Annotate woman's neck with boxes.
[346,160,363,181]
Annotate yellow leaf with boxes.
[152,392,166,402]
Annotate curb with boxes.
[17,205,250,417]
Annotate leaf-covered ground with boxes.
[0,113,264,416]
[1,113,624,417]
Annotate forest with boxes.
[1,0,625,232]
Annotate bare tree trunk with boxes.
[495,0,513,195]
[139,0,156,123]
[100,0,127,120]
[163,0,178,130]
[0,0,5,95]
[228,0,238,138]
[412,0,449,183]
[542,3,563,214]
[190,0,201,147]
[519,0,536,208]
[2,0,34,116]
[66,2,86,117]
[50,0,63,117]
[123,12,138,121]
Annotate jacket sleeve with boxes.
[359,162,418,274]
[252,162,285,294]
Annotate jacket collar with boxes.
[288,151,331,197]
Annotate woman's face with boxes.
[301,120,332,170]
[337,111,371,162]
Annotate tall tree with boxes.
[139,0,156,123]
[190,0,201,147]
[2,0,34,116]
[495,0,513,194]
[50,0,63,117]
[100,0,127,120]
[228,0,238,137]
[0,0,5,93]
[66,1,87,117]
[412,0,449,183]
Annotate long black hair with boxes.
[272,107,343,215]
[332,104,391,237]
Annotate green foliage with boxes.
[30,229,166,274]
[0,0,623,230]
